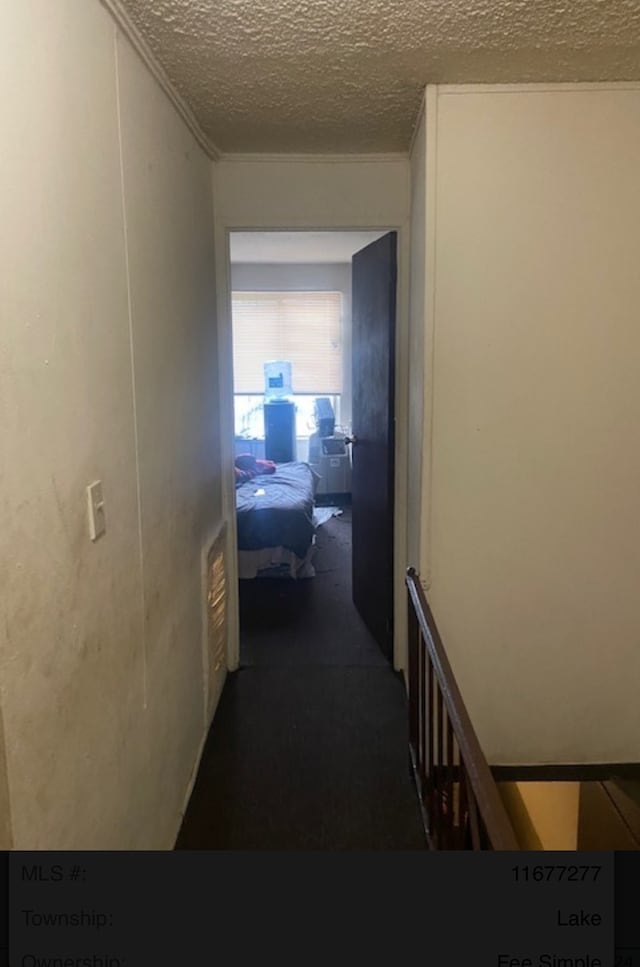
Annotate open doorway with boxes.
[229,229,397,667]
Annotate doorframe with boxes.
[214,215,411,677]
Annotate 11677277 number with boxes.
[511,865,602,882]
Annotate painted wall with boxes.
[425,84,640,764]
[0,0,221,848]
[214,156,412,671]
[498,782,580,850]
[215,157,410,229]
[407,100,427,571]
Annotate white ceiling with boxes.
[120,0,640,154]
[229,231,387,263]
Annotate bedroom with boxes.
[229,229,397,665]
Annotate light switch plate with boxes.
[87,480,106,541]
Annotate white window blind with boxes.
[231,291,343,395]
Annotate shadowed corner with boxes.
[0,698,14,850]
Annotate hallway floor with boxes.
[175,507,426,849]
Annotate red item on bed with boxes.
[234,454,277,484]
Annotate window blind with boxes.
[231,291,343,395]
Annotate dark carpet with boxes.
[238,507,388,667]
[176,506,426,850]
[175,666,426,849]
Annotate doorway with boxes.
[227,229,397,666]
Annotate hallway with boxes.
[176,509,427,849]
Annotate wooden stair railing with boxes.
[406,567,519,850]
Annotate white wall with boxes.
[425,84,640,764]
[0,0,222,848]
[215,157,410,228]
[407,99,427,570]
[230,261,353,434]
[214,156,412,671]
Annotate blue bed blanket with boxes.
[235,461,319,560]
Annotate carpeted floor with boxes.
[175,507,426,849]
[238,508,388,667]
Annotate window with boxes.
[234,393,342,439]
[231,291,343,395]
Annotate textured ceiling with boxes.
[120,0,640,153]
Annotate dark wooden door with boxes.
[350,232,397,661]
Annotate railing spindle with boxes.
[445,712,455,849]
[405,568,519,851]
[418,633,426,796]
[423,657,433,841]
[408,593,419,780]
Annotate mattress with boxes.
[235,461,319,561]
[237,542,317,580]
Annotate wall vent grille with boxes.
[205,524,227,716]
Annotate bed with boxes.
[235,460,320,579]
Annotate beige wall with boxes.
[215,157,410,228]
[498,782,580,850]
[214,156,412,671]
[407,99,427,571]
[425,84,640,764]
[0,0,222,847]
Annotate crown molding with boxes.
[407,92,427,158]
[437,80,640,96]
[218,152,409,164]
[99,0,220,160]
